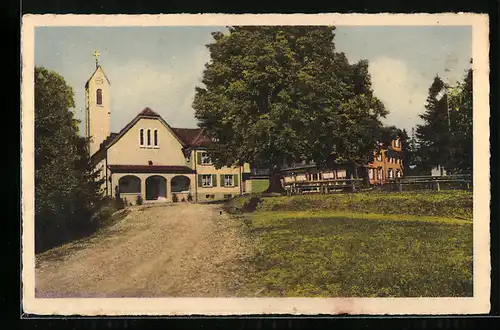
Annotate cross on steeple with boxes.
[93,50,100,68]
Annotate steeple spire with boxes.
[93,49,100,69]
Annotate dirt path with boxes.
[35,203,251,298]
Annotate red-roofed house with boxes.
[86,62,252,204]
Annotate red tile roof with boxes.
[108,165,196,174]
[171,127,212,148]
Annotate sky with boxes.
[34,25,472,135]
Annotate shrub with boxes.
[93,205,115,224]
[114,196,125,210]
[136,195,143,205]
[172,193,178,203]
[187,193,193,202]
[224,194,263,214]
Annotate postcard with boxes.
[21,13,490,316]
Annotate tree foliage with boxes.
[415,68,472,175]
[449,69,473,174]
[35,66,104,253]
[193,26,388,191]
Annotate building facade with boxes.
[86,61,252,205]
[366,138,404,185]
[279,137,404,187]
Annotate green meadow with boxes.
[227,191,473,297]
[251,179,270,194]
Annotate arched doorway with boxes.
[145,175,167,200]
[118,175,141,194]
[171,175,191,193]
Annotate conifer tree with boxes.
[415,76,451,174]
[415,66,473,175]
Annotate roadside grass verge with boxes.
[237,211,473,297]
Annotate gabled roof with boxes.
[91,107,187,161]
[85,65,111,88]
[139,107,161,117]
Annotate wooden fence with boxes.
[284,178,365,195]
[385,174,472,192]
[283,174,472,195]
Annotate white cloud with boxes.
[74,46,210,134]
[108,46,210,132]
[368,57,429,133]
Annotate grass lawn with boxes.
[228,191,474,297]
[251,179,270,194]
[237,211,473,297]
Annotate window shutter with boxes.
[212,174,217,187]
[198,175,203,187]
[197,152,201,165]
[220,174,225,187]
[233,174,239,187]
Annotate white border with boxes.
[21,13,490,316]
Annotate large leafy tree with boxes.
[193,26,387,191]
[35,66,103,252]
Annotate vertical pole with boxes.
[446,91,453,174]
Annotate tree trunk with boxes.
[264,171,285,193]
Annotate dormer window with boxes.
[96,89,103,105]
[395,139,401,148]
[147,129,151,146]
[154,129,158,146]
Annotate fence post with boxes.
[436,181,441,192]
[398,181,403,193]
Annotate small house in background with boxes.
[277,137,404,188]
[367,137,404,185]
[431,165,447,177]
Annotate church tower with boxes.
[85,50,111,156]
